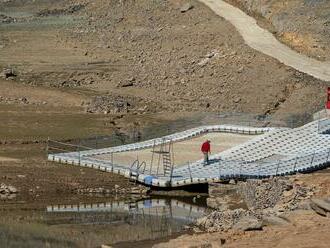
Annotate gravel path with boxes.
[199,0,330,82]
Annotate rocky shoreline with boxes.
[195,177,319,232]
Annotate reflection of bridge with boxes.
[46,198,207,222]
[46,199,208,241]
[48,119,330,187]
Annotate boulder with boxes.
[101,245,112,248]
[310,201,327,217]
[229,179,236,185]
[117,81,133,87]
[262,215,290,226]
[2,68,16,78]
[180,3,193,13]
[117,78,135,87]
[7,186,18,193]
[233,216,262,231]
[206,197,229,210]
[311,198,330,212]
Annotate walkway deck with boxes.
[48,119,330,188]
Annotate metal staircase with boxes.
[162,152,172,176]
[150,138,174,176]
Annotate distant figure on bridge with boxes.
[201,140,211,165]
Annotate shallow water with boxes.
[0,196,209,247]
[0,15,79,31]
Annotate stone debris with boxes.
[196,208,250,232]
[36,4,85,17]
[199,177,315,232]
[77,185,149,195]
[85,94,153,115]
[0,183,18,199]
[86,95,131,114]
[0,14,16,24]
[0,96,47,105]
[238,178,314,212]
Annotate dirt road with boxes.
[199,0,330,82]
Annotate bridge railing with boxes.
[47,139,94,154]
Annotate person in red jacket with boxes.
[201,140,211,165]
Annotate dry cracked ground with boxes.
[0,0,330,247]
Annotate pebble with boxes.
[0,183,18,199]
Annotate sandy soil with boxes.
[96,133,255,168]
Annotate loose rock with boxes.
[233,216,262,231]
[262,215,290,226]
[180,3,193,13]
[2,68,16,78]
[0,183,18,199]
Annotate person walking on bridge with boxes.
[201,140,211,165]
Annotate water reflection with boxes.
[44,198,208,245]
[0,197,208,247]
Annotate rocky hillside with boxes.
[0,0,327,124]
[56,0,326,119]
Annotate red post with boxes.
[327,87,330,109]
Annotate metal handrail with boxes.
[130,159,139,170]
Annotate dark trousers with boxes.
[203,152,209,164]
